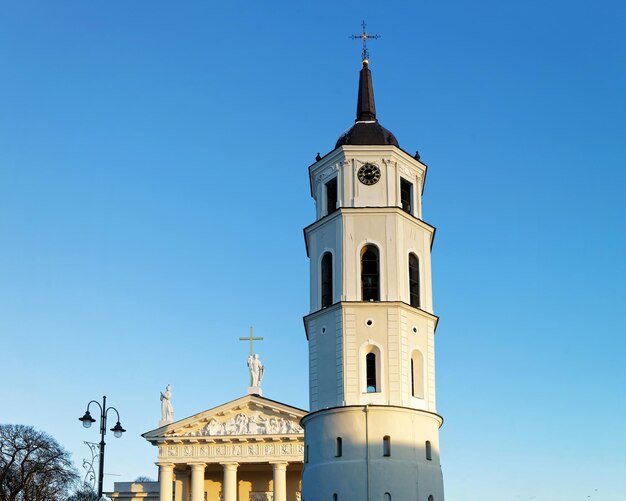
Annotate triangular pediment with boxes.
[143,394,307,443]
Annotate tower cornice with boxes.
[302,300,439,340]
[303,207,436,258]
[300,404,444,429]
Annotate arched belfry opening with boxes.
[361,245,380,301]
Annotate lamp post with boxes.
[79,395,126,498]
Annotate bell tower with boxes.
[300,54,445,500]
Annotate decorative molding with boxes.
[397,163,424,185]
[353,159,379,167]
[398,163,411,177]
[159,442,305,462]
[315,163,339,183]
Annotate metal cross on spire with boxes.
[239,326,264,357]
[350,21,380,63]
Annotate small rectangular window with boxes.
[400,178,413,214]
[426,440,432,461]
[325,178,338,215]
[383,436,391,457]
[335,437,342,457]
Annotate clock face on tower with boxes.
[357,163,381,185]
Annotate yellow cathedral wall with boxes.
[201,467,302,501]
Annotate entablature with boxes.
[303,206,437,256]
[157,440,304,465]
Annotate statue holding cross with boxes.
[240,326,265,394]
[248,354,264,387]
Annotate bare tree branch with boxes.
[0,424,78,501]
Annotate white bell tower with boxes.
[301,57,445,501]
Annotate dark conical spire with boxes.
[356,60,376,122]
[335,60,399,149]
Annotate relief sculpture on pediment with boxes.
[181,411,303,437]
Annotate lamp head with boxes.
[111,421,126,438]
[79,410,96,428]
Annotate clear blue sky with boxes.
[1,1,625,499]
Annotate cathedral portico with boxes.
[143,394,305,501]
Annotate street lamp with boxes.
[79,396,126,498]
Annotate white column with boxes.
[158,463,174,501]
[189,463,206,501]
[271,462,288,501]
[221,462,239,501]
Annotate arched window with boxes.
[321,252,333,308]
[383,436,391,457]
[428,496,434,501]
[409,253,420,308]
[361,245,380,301]
[333,494,338,501]
[384,494,391,501]
[366,352,377,392]
[335,437,342,457]
[411,350,424,399]
[426,440,432,461]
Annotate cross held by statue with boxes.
[240,326,263,357]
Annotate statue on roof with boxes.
[247,353,265,388]
[160,384,173,425]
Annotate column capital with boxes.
[219,462,239,470]
[156,462,175,469]
[269,461,289,469]
[188,462,207,469]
